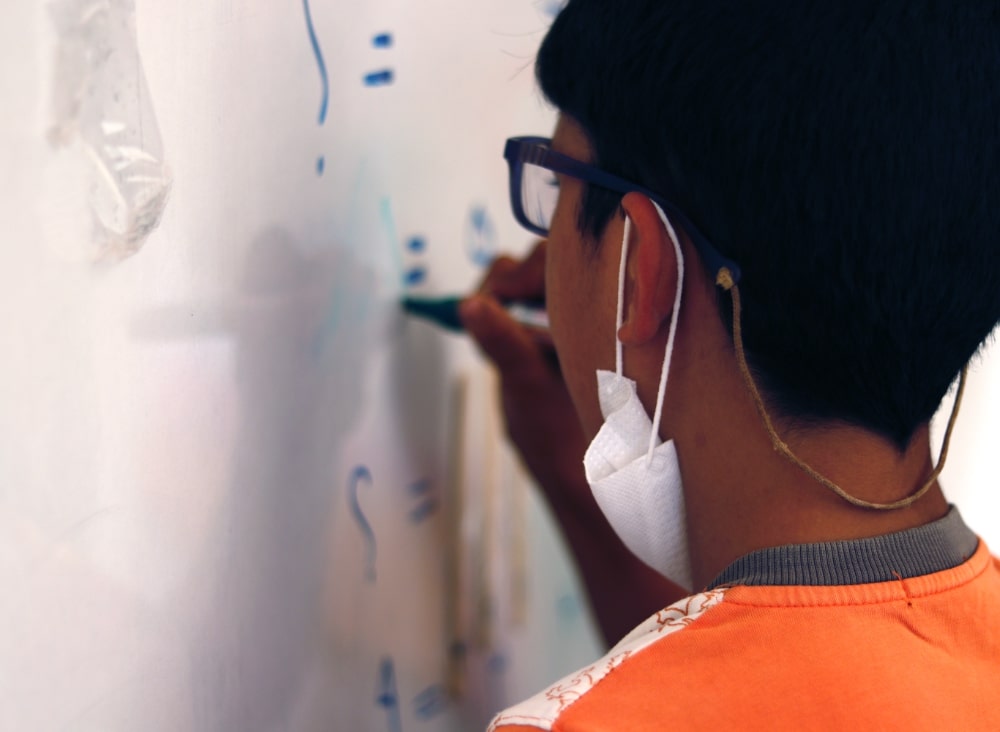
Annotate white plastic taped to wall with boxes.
[47,0,171,263]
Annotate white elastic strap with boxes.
[615,216,631,376]
[646,203,685,462]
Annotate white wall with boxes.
[0,1,602,730]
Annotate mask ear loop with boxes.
[614,217,630,377]
[646,204,685,464]
[715,267,968,511]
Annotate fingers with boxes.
[460,294,550,383]
[478,240,547,302]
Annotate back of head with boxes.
[538,1,1000,449]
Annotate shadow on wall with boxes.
[177,225,386,732]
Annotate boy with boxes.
[460,2,1000,729]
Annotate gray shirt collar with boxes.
[708,506,978,589]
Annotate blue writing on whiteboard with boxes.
[404,236,428,287]
[365,32,395,87]
[467,205,498,267]
[408,479,439,524]
[348,466,377,582]
[413,684,449,720]
[376,657,403,732]
[364,70,395,87]
[404,266,427,286]
[302,0,329,175]
[380,198,428,287]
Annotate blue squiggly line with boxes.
[302,0,329,125]
[348,466,376,581]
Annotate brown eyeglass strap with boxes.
[715,267,967,511]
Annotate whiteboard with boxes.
[1,1,997,730]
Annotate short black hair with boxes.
[537,1,1000,449]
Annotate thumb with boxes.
[460,295,550,382]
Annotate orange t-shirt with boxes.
[490,512,1000,730]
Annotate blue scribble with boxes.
[373,32,394,48]
[364,69,395,87]
[407,236,427,253]
[467,205,497,268]
[413,684,450,720]
[376,657,403,732]
[408,479,439,524]
[348,466,377,582]
[302,0,329,175]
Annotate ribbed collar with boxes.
[708,506,978,589]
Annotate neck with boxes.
[680,413,949,589]
[636,253,951,591]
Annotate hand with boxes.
[459,241,589,504]
[461,240,690,645]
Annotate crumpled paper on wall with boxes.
[47,0,171,263]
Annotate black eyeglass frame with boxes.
[503,136,741,283]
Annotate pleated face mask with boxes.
[582,203,693,591]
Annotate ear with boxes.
[617,192,679,346]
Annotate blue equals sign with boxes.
[365,32,395,87]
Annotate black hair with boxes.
[537,1,1000,449]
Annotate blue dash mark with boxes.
[407,236,426,253]
[376,657,403,732]
[404,267,427,286]
[373,32,394,48]
[408,479,439,524]
[348,466,377,582]
[364,69,395,87]
[413,684,449,721]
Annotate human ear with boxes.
[617,192,679,346]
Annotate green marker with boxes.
[401,296,550,333]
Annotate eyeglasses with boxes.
[503,136,741,283]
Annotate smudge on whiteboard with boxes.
[466,205,497,268]
[538,0,567,18]
[46,0,172,263]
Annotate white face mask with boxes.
[582,203,693,591]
